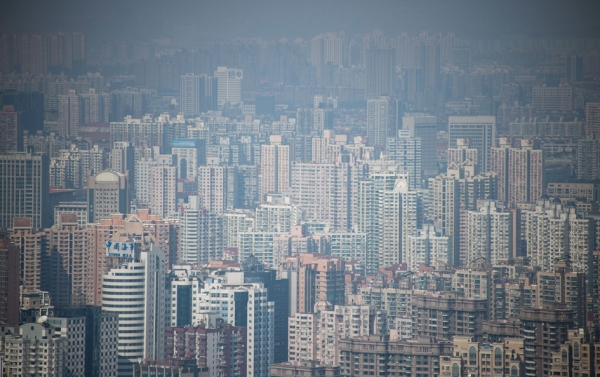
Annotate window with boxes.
[469,347,477,365]
[452,363,459,377]
[495,348,503,366]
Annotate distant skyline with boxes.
[2,0,600,42]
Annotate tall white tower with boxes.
[214,66,242,107]
[102,244,166,376]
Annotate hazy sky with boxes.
[2,0,600,41]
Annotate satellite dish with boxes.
[37,316,48,323]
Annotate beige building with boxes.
[260,135,290,202]
[411,291,488,341]
[87,170,129,223]
[339,336,452,377]
[440,336,524,377]
[10,217,44,293]
[492,138,543,205]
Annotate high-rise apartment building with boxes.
[447,138,479,169]
[87,170,129,223]
[532,85,573,111]
[180,73,201,117]
[411,291,488,340]
[58,89,80,137]
[166,320,247,376]
[339,336,451,377]
[166,265,203,327]
[44,316,87,376]
[0,230,19,326]
[522,198,594,275]
[367,96,396,147]
[214,66,243,107]
[291,156,361,232]
[365,47,395,98]
[402,115,438,175]
[586,102,600,139]
[3,323,67,377]
[179,196,223,263]
[465,201,513,265]
[80,88,108,124]
[10,217,45,293]
[0,151,50,231]
[44,213,86,307]
[260,135,290,202]
[279,253,345,315]
[491,138,543,204]
[102,245,166,376]
[197,164,229,214]
[172,138,206,180]
[577,139,600,180]
[317,304,388,366]
[0,105,21,153]
[386,130,422,188]
[148,164,177,218]
[520,304,574,377]
[199,272,274,377]
[405,223,451,271]
[428,163,497,265]
[448,116,496,172]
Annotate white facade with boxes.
[523,199,594,274]
[179,196,223,263]
[198,272,274,377]
[466,201,513,265]
[102,245,166,377]
[148,164,177,219]
[222,211,255,249]
[238,231,279,267]
[167,265,203,327]
[197,165,228,214]
[214,66,242,106]
[405,223,451,271]
[288,312,318,362]
[255,203,302,232]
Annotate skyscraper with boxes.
[103,244,166,376]
[148,164,177,219]
[180,73,201,117]
[179,196,223,263]
[448,116,496,172]
[58,89,80,137]
[491,138,543,205]
[0,105,22,153]
[402,115,438,176]
[10,217,45,293]
[260,135,290,202]
[199,271,275,377]
[0,230,19,326]
[577,139,600,180]
[197,164,229,214]
[367,96,396,147]
[365,47,395,98]
[45,213,86,307]
[214,66,243,107]
[465,201,513,265]
[585,102,600,139]
[386,130,422,189]
[0,151,50,231]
